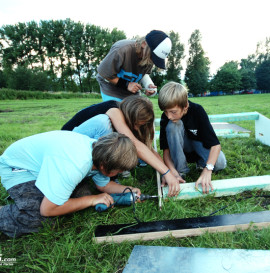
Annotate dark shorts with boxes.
[0,181,48,238]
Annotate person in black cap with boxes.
[96,30,172,101]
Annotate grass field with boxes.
[0,94,270,272]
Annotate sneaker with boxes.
[121,170,131,178]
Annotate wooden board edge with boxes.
[94,221,270,243]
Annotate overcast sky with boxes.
[0,0,269,75]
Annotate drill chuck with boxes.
[140,194,158,201]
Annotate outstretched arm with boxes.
[96,181,141,196]
[106,108,180,197]
[40,194,114,217]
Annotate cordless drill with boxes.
[95,192,158,212]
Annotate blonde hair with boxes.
[119,96,154,149]
[135,37,153,67]
[92,132,138,174]
[158,82,189,111]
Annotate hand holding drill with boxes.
[95,191,158,212]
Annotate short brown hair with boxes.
[158,81,188,110]
[92,132,138,174]
[120,96,154,149]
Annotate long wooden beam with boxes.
[153,125,163,209]
[208,112,259,122]
[256,113,270,146]
[94,210,270,243]
[154,112,260,127]
[162,175,270,200]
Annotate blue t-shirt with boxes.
[73,114,113,139]
[0,131,110,205]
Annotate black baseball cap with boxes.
[146,30,172,69]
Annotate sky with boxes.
[0,0,269,75]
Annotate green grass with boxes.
[0,94,270,272]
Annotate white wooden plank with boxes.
[155,112,260,127]
[208,112,259,122]
[162,175,270,200]
[153,126,163,209]
[256,113,270,146]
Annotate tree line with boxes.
[0,19,269,95]
[0,19,126,92]
[184,30,270,95]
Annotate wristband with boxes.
[161,169,170,177]
[116,78,129,90]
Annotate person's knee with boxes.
[214,151,227,171]
[166,121,185,146]
[166,121,177,134]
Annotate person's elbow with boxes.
[216,144,222,151]
[40,197,58,217]
[40,205,51,217]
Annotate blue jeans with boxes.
[101,90,122,102]
[166,120,226,174]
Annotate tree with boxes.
[255,59,270,91]
[184,29,210,95]
[0,70,6,88]
[240,58,257,91]
[210,61,241,93]
[82,25,126,92]
[30,69,50,91]
[7,66,32,90]
[69,21,84,92]
[150,67,166,88]
[0,23,26,68]
[255,37,270,65]
[0,19,127,92]
[166,31,185,82]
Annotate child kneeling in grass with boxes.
[0,131,140,238]
[158,82,227,194]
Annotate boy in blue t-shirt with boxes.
[0,131,140,238]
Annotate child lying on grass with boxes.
[0,132,140,237]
